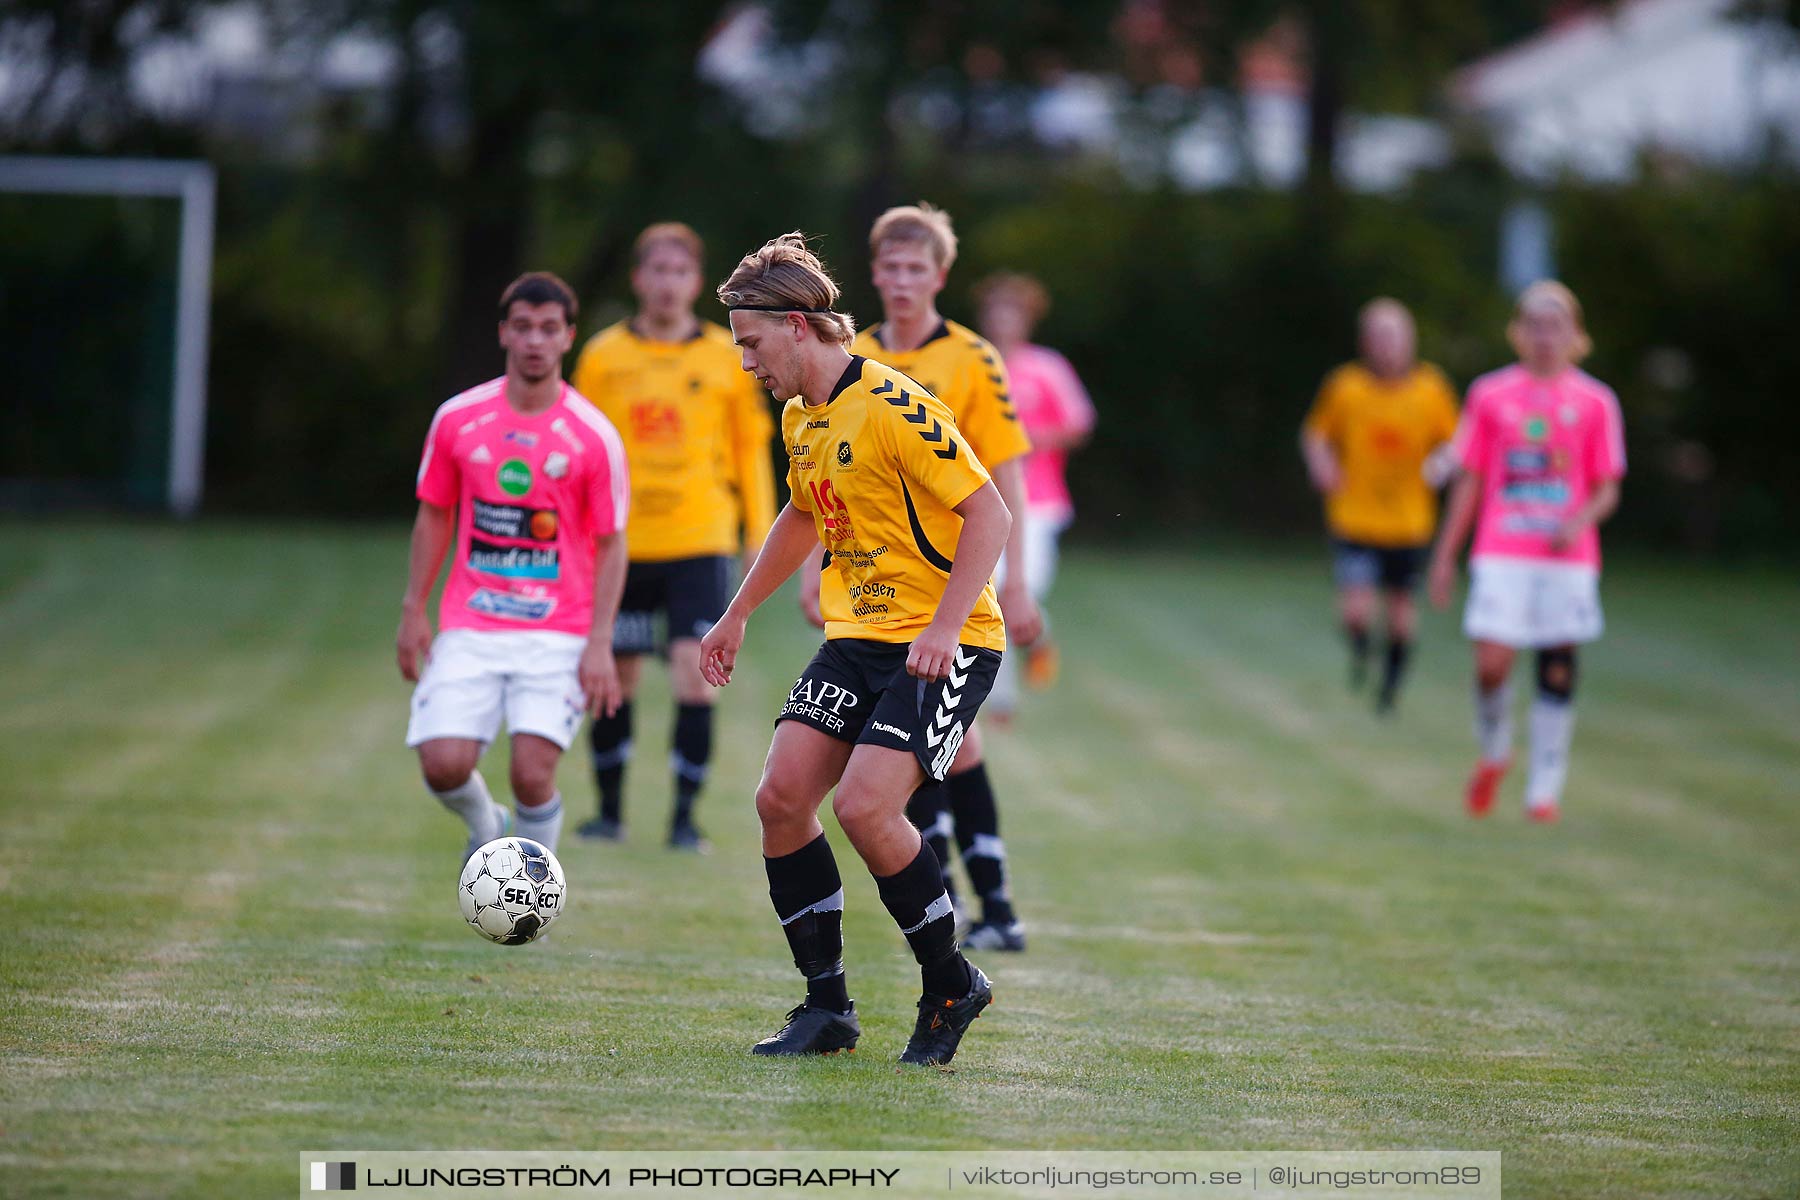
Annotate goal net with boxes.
[0,156,213,515]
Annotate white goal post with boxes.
[0,155,215,516]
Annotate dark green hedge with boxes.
[13,157,1794,555]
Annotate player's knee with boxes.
[419,752,475,794]
[754,774,813,831]
[830,778,885,837]
[1474,644,1512,691]
[1386,597,1417,640]
[509,757,557,802]
[1536,647,1577,702]
[671,679,715,706]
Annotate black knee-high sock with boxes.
[875,840,971,998]
[671,703,712,826]
[905,782,958,902]
[765,834,849,1013]
[589,700,633,822]
[1378,638,1412,708]
[949,765,1014,926]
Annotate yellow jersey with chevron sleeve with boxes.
[853,319,1031,470]
[1302,361,1460,546]
[784,356,1005,652]
[572,320,776,562]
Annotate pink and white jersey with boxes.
[1455,365,1626,568]
[1006,343,1095,521]
[416,377,629,636]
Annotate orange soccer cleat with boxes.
[1025,639,1061,690]
[1465,758,1510,818]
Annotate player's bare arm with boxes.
[1549,478,1622,552]
[1300,429,1343,493]
[1428,469,1483,609]
[397,499,455,682]
[702,503,821,687]
[909,482,1010,682]
[987,457,1043,647]
[581,529,628,717]
[797,541,825,628]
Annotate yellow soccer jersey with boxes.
[785,356,1006,652]
[1303,362,1460,547]
[854,319,1031,471]
[572,320,776,562]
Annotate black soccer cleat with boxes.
[898,965,993,1066]
[668,821,711,854]
[577,816,624,842]
[751,1001,861,1056]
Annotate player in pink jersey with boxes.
[975,272,1095,718]
[1428,282,1625,822]
[397,272,631,860]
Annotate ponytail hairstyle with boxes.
[716,232,856,346]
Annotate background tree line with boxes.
[2,0,1796,553]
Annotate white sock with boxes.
[433,769,504,842]
[516,790,564,852]
[1474,679,1514,763]
[1526,695,1576,808]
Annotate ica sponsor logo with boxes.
[497,458,533,496]
[808,480,854,543]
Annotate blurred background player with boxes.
[1301,299,1460,714]
[397,272,629,860]
[571,223,776,850]
[702,233,1008,1063]
[797,202,1042,954]
[1429,281,1624,822]
[973,270,1096,720]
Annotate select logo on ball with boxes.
[458,836,567,945]
[529,510,558,540]
[497,458,533,496]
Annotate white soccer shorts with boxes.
[1463,556,1605,649]
[405,629,588,750]
[995,506,1069,603]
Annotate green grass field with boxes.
[0,522,1795,1198]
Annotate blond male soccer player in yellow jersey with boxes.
[571,223,776,849]
[1300,298,1459,714]
[701,232,1009,1065]
[802,203,1040,954]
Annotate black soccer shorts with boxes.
[776,638,1002,782]
[1331,538,1428,594]
[612,555,734,656]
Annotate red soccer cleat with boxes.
[1465,758,1510,818]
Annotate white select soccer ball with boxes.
[458,837,567,945]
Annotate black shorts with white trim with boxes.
[776,638,1002,782]
[613,555,734,655]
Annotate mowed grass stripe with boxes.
[0,524,1795,1198]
